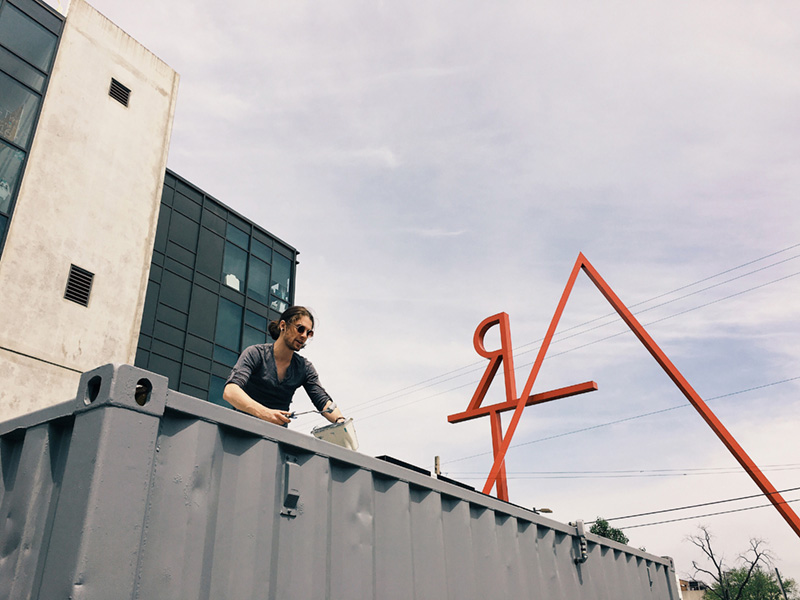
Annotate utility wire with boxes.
[345,267,800,423]
[514,242,800,354]
[323,243,800,419]
[599,485,800,523]
[510,253,800,357]
[618,497,800,530]
[443,375,800,465]
[447,464,800,480]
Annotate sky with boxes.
[54,0,800,582]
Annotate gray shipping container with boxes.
[0,364,680,599]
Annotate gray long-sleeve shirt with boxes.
[225,343,332,412]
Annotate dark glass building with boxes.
[0,0,63,254]
[135,170,298,405]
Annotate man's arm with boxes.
[320,400,345,424]
[302,360,345,423]
[223,383,292,425]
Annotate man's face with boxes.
[284,316,313,350]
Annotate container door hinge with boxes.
[571,520,589,564]
[281,460,301,518]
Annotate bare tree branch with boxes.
[731,538,774,600]
[687,526,778,600]
[688,526,730,600]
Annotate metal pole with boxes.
[775,568,788,600]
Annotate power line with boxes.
[618,497,800,530]
[309,243,800,422]
[515,242,800,354]
[443,375,800,465]
[344,265,800,424]
[447,464,800,480]
[601,485,800,523]
[508,270,800,369]
[511,250,800,357]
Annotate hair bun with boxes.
[268,320,281,340]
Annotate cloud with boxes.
[398,227,468,238]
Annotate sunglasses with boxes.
[291,322,314,338]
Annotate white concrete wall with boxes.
[0,0,179,420]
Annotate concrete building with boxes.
[0,0,179,420]
[679,579,709,600]
[0,0,299,421]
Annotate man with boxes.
[223,306,345,426]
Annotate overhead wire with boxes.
[515,242,800,354]
[442,375,800,465]
[599,485,800,523]
[328,245,800,531]
[292,246,800,531]
[618,497,800,530]
[291,244,800,432]
[447,464,800,480]
[355,293,800,425]
[317,243,800,425]
[509,252,800,358]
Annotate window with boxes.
[0,70,41,148]
[0,3,57,72]
[208,375,230,407]
[0,0,62,258]
[242,309,267,348]
[0,139,24,214]
[270,253,292,312]
[222,241,247,292]
[214,297,242,351]
[242,324,266,349]
[246,254,270,304]
[226,222,249,249]
[0,46,45,92]
[221,222,285,309]
[213,345,239,367]
[251,238,272,262]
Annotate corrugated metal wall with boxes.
[0,364,680,600]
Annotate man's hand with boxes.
[224,383,292,426]
[260,407,292,425]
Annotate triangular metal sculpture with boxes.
[448,253,800,539]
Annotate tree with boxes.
[707,566,798,600]
[687,525,798,600]
[590,517,629,545]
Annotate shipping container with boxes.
[0,364,680,599]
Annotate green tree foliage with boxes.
[688,525,798,600]
[589,517,629,545]
[705,566,798,600]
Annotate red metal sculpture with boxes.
[449,253,800,539]
[448,312,597,500]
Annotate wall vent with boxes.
[65,264,94,306]
[109,78,131,106]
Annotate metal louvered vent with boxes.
[64,264,94,307]
[109,78,131,106]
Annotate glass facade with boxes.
[0,0,62,256]
[135,170,299,405]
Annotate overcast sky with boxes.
[56,0,800,580]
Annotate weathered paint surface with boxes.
[0,364,680,600]
[0,0,179,420]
